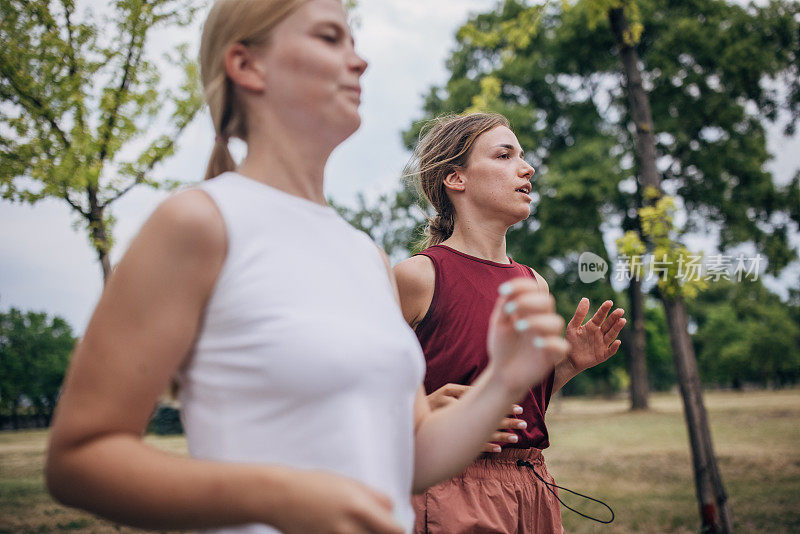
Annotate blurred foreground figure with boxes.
[45,2,570,533]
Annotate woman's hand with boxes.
[427,384,525,452]
[486,278,570,397]
[482,413,528,453]
[427,383,470,411]
[564,298,625,374]
[273,470,404,534]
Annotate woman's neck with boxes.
[236,115,333,206]
[441,216,510,264]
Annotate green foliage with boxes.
[147,404,183,435]
[584,0,643,45]
[689,279,800,388]
[0,308,76,427]
[644,302,675,391]
[617,190,709,300]
[332,181,427,259]
[0,0,204,275]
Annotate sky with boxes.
[1,0,798,334]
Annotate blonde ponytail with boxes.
[199,0,306,179]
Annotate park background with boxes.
[1,0,799,532]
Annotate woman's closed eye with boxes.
[318,32,339,43]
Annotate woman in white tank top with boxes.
[45,1,570,533]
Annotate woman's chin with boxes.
[506,207,532,226]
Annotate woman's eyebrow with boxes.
[495,143,525,158]
[313,20,353,42]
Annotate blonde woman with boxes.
[45,3,570,534]
[395,113,625,533]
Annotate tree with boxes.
[0,308,75,428]
[0,0,204,281]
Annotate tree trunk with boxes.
[663,298,733,533]
[625,276,649,410]
[608,9,660,192]
[87,187,112,283]
[608,7,733,532]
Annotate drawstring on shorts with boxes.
[516,459,615,524]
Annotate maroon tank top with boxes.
[414,244,554,449]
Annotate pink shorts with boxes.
[413,448,564,534]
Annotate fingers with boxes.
[492,277,557,336]
[358,489,404,534]
[427,383,470,411]
[482,442,502,453]
[603,316,626,346]
[483,431,518,453]
[366,487,394,512]
[567,297,590,329]
[358,505,405,534]
[589,300,614,326]
[490,431,519,444]
[512,404,523,415]
[501,290,556,318]
[439,383,470,398]
[604,339,622,359]
[601,308,625,334]
[499,282,563,340]
[498,278,543,301]
[512,314,565,337]
[499,416,527,430]
[534,337,571,366]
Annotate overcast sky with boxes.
[1,0,798,334]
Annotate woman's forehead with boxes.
[290,0,349,28]
[476,126,521,150]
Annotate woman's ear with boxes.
[224,43,267,93]
[443,170,466,192]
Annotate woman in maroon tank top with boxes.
[395,113,626,533]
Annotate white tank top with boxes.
[175,172,425,533]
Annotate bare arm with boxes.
[46,191,402,534]
[392,255,434,329]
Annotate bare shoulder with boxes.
[393,255,435,327]
[48,189,228,451]
[394,255,435,292]
[108,188,227,313]
[143,189,226,259]
[527,265,549,293]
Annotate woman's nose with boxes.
[350,50,368,76]
[521,163,535,179]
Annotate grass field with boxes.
[1,389,798,533]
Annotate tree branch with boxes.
[63,192,88,218]
[62,0,78,78]
[97,10,144,165]
[0,63,71,148]
[101,137,178,208]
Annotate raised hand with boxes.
[564,298,625,375]
[486,278,570,396]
